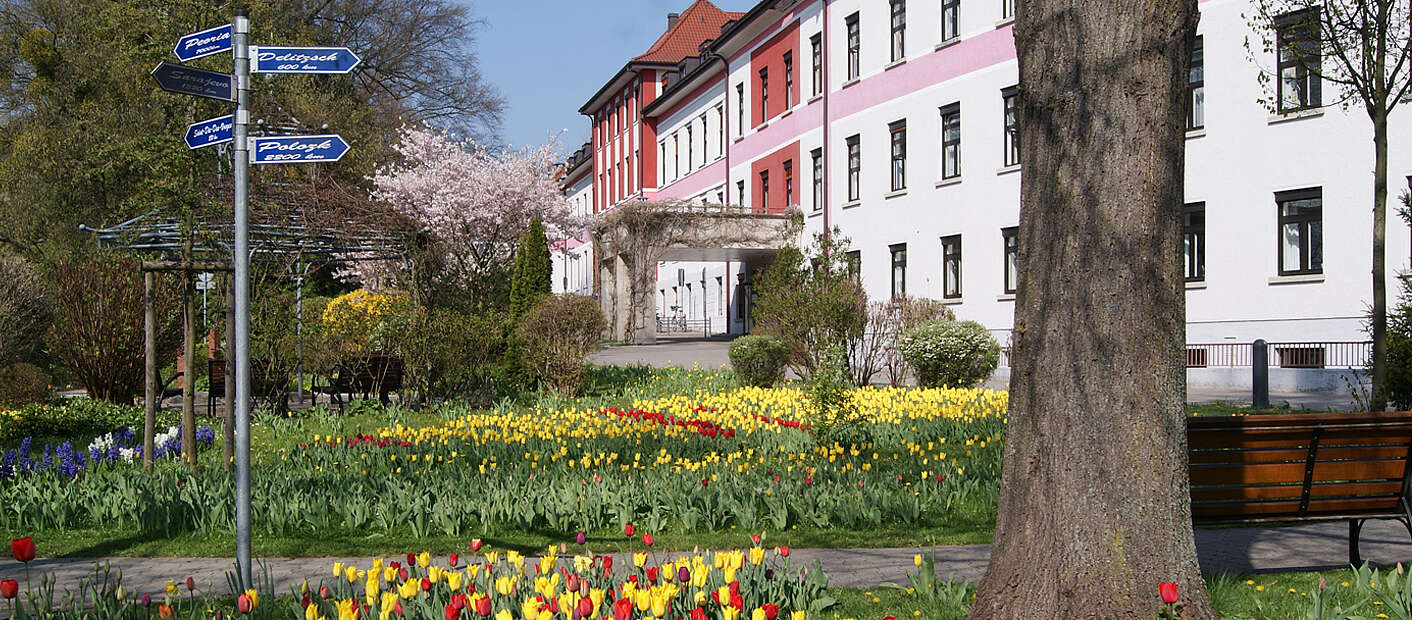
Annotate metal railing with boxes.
[655,316,712,336]
[998,341,1371,370]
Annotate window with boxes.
[846,134,861,202]
[811,148,823,212]
[715,106,725,156]
[889,120,907,191]
[759,68,768,121]
[737,180,746,206]
[942,0,959,42]
[1002,0,1015,20]
[846,13,861,80]
[890,243,907,299]
[672,133,680,179]
[1002,227,1019,294]
[941,235,962,298]
[1277,9,1321,112]
[783,51,794,109]
[1183,202,1205,282]
[810,34,823,97]
[659,141,666,184]
[940,103,961,179]
[736,84,745,136]
[699,113,708,164]
[845,250,861,282]
[1277,188,1322,275]
[759,171,769,212]
[686,125,694,172]
[1002,86,1019,167]
[890,1,906,62]
[1187,36,1204,130]
[784,160,794,207]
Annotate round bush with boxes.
[729,335,791,387]
[516,294,606,395]
[897,320,1001,388]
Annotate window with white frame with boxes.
[889,120,907,191]
[846,134,861,202]
[699,113,708,164]
[811,148,823,212]
[784,160,794,207]
[942,0,959,41]
[890,243,907,299]
[1187,36,1204,130]
[715,105,725,156]
[736,84,745,136]
[810,34,823,97]
[759,170,770,213]
[672,133,680,179]
[940,103,961,179]
[846,13,860,81]
[759,68,768,121]
[737,180,746,206]
[1002,86,1019,167]
[686,125,694,172]
[1183,202,1205,281]
[890,1,906,62]
[1002,226,1019,294]
[1002,0,1015,20]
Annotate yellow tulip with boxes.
[694,591,707,606]
[378,592,398,620]
[383,567,397,584]
[398,578,420,599]
[364,576,379,603]
[344,566,359,584]
[507,550,524,569]
[749,547,764,566]
[333,562,344,578]
[522,598,543,620]
[417,552,431,569]
[752,609,766,620]
[306,601,326,620]
[633,552,647,568]
[724,607,741,620]
[337,600,357,620]
[913,554,923,567]
[635,590,651,612]
[165,580,178,597]
[447,571,463,592]
[496,576,516,596]
[429,566,443,584]
[590,588,604,611]
[495,610,513,620]
[790,611,806,620]
[244,589,259,610]
[485,552,500,565]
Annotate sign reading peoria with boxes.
[250,46,361,74]
[248,135,350,164]
[174,24,232,62]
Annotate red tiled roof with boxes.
[633,0,745,63]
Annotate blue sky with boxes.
[472,0,751,154]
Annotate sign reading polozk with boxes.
[150,62,235,102]
[249,135,350,164]
[185,115,234,150]
[250,46,361,74]
[173,23,232,62]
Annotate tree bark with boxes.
[1371,104,1388,411]
[969,0,1213,617]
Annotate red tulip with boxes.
[159,604,174,620]
[804,476,812,486]
[394,600,404,617]
[576,596,593,618]
[451,594,468,610]
[750,534,761,546]
[9,537,35,563]
[236,593,253,614]
[689,607,707,620]
[566,574,579,592]
[641,533,653,547]
[420,578,432,592]
[883,617,896,620]
[624,524,635,538]
[612,597,633,620]
[474,595,492,617]
[301,593,311,609]
[602,555,613,577]
[1159,582,1179,605]
[645,567,659,583]
[445,603,461,620]
[470,539,483,552]
[762,604,779,620]
[406,553,417,566]
[319,586,332,599]
[398,567,409,582]
[777,546,790,557]
[449,553,459,568]
[0,580,18,600]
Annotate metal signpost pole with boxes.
[232,8,252,589]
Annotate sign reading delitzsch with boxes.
[250,46,361,74]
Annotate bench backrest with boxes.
[336,355,404,391]
[1188,412,1412,523]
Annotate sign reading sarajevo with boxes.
[150,62,235,102]
[249,135,350,164]
[173,23,232,62]
[185,115,234,150]
[250,46,361,74]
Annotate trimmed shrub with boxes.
[0,363,50,408]
[897,320,1001,388]
[516,294,606,395]
[728,335,791,387]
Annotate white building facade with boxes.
[565,0,1412,362]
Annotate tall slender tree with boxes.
[1246,0,1412,411]
[969,0,1213,617]
[510,217,553,321]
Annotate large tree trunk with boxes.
[969,0,1213,618]
[1371,104,1389,412]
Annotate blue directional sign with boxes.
[251,46,361,74]
[184,115,234,150]
[150,62,234,102]
[249,135,350,164]
[173,24,232,62]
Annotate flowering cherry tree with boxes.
[371,126,580,298]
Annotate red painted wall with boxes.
[640,70,659,192]
[750,141,799,214]
[748,20,800,129]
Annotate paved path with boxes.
[3,520,1409,599]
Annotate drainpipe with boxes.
[821,0,831,248]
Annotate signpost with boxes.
[184,115,234,150]
[154,11,356,590]
[150,62,235,102]
[173,23,232,62]
[249,135,350,164]
[250,46,361,74]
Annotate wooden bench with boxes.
[207,358,289,415]
[1189,412,1412,565]
[317,354,404,411]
